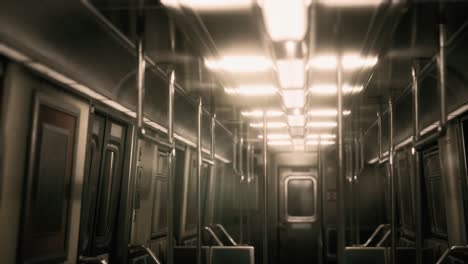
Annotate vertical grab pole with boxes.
[166,70,176,264]
[196,98,203,264]
[239,130,244,245]
[354,135,360,245]
[337,51,346,264]
[318,144,327,263]
[438,16,447,131]
[389,97,396,264]
[166,18,176,264]
[262,110,268,264]
[412,61,422,264]
[246,142,252,244]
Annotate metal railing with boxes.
[78,256,108,264]
[215,224,237,246]
[436,245,468,264]
[363,224,390,247]
[204,226,223,246]
[129,244,162,264]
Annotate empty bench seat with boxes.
[210,246,255,264]
[345,247,387,264]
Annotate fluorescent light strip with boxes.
[308,109,351,116]
[225,85,278,96]
[241,110,284,117]
[268,140,292,146]
[307,121,337,128]
[205,55,272,73]
[306,140,336,145]
[308,54,378,70]
[258,134,290,140]
[162,0,253,11]
[283,89,306,108]
[309,84,364,95]
[287,114,306,127]
[250,122,287,128]
[307,133,336,139]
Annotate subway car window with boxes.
[4,2,468,264]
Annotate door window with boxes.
[285,176,317,222]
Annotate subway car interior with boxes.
[2,1,468,264]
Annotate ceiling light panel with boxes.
[205,56,272,73]
[261,0,310,41]
[306,140,336,145]
[287,114,306,127]
[282,89,306,108]
[268,140,292,146]
[163,0,253,11]
[225,85,278,96]
[276,59,306,88]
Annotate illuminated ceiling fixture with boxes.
[261,0,311,41]
[225,85,277,96]
[306,140,336,145]
[268,140,292,146]
[250,122,287,128]
[241,110,284,117]
[308,54,378,70]
[282,89,306,108]
[258,134,290,139]
[308,109,351,116]
[287,114,306,127]
[162,0,253,11]
[276,59,306,88]
[292,138,305,151]
[309,84,364,95]
[307,121,337,128]
[205,56,272,73]
[306,134,336,139]
[319,0,385,7]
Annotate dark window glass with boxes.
[186,156,211,230]
[152,152,169,235]
[423,149,447,237]
[287,178,315,217]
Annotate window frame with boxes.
[284,175,317,223]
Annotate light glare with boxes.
[309,84,364,95]
[268,140,292,146]
[258,134,290,140]
[308,109,351,116]
[308,54,378,71]
[287,114,306,127]
[175,0,253,11]
[320,0,385,7]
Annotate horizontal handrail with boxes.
[139,130,174,151]
[204,226,223,246]
[376,230,391,247]
[129,244,162,264]
[78,256,108,264]
[363,224,389,247]
[414,128,445,151]
[436,245,468,264]
[202,157,215,166]
[215,224,237,246]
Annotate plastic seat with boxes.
[210,246,254,264]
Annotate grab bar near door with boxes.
[376,230,391,247]
[216,224,238,246]
[436,245,468,264]
[204,226,224,246]
[78,256,108,264]
[129,244,162,264]
[363,224,390,247]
